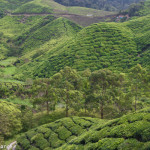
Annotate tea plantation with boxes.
[16,109,150,150]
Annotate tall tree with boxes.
[90,69,121,119]
[31,78,57,114]
[51,66,83,117]
[81,68,92,113]
[129,64,148,111]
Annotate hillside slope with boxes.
[0,0,116,26]
[125,15,150,67]
[0,0,33,11]
[14,17,82,54]
[13,0,53,14]
[15,14,150,79]
[122,0,150,17]
[16,108,150,150]
[16,22,137,78]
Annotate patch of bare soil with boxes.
[9,12,116,26]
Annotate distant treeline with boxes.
[54,0,144,11]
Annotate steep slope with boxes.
[123,0,150,17]
[0,33,9,60]
[138,0,150,16]
[0,15,47,59]
[0,0,33,11]
[16,109,150,150]
[13,0,53,14]
[14,17,82,54]
[0,15,51,57]
[125,15,150,67]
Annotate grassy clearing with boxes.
[66,6,115,16]
[0,57,17,66]
[0,57,24,84]
[1,98,32,107]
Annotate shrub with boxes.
[56,126,72,140]
[97,138,124,150]
[118,139,143,150]
[31,133,50,149]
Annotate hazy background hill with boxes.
[54,0,145,11]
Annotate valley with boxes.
[0,0,150,149]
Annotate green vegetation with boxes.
[0,101,22,138]
[54,0,142,11]
[13,0,53,14]
[15,17,82,54]
[0,0,33,11]
[16,109,150,149]
[16,22,137,78]
[120,0,150,17]
[0,0,149,149]
[15,13,150,79]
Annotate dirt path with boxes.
[8,12,116,26]
[7,141,17,150]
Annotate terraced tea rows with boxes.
[16,109,150,150]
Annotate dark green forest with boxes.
[0,0,150,149]
[54,0,143,11]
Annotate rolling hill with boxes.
[0,0,149,80]
[14,17,82,54]
[0,0,116,29]
[0,0,149,149]
[15,14,150,79]
[16,108,150,150]
[0,0,32,11]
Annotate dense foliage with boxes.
[15,16,150,78]
[0,0,149,148]
[16,109,150,150]
[0,0,33,11]
[13,0,53,14]
[120,0,150,17]
[0,101,22,138]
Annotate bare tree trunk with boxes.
[84,102,87,113]
[66,99,69,117]
[135,99,137,111]
[46,101,49,114]
[100,102,104,119]
[135,86,138,111]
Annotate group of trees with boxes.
[17,64,149,119]
[0,64,149,141]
